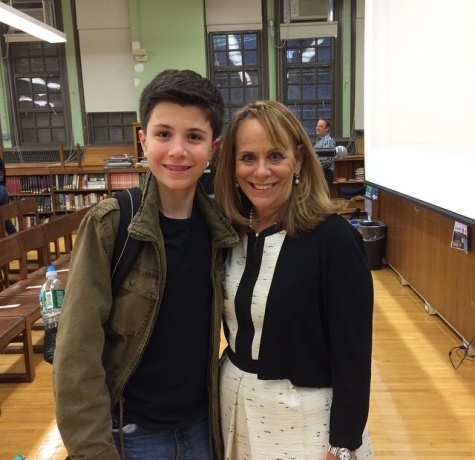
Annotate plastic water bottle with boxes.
[39,265,65,364]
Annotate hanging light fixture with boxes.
[0,1,66,43]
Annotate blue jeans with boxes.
[112,414,212,459]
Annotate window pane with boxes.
[109,113,122,125]
[52,128,66,143]
[30,58,44,72]
[94,127,108,141]
[243,50,257,66]
[29,43,43,56]
[17,77,32,93]
[22,129,37,143]
[20,113,36,128]
[45,57,60,72]
[15,57,30,73]
[34,93,49,108]
[38,128,52,143]
[19,96,34,108]
[92,113,108,125]
[123,112,137,124]
[44,43,58,56]
[109,126,123,141]
[51,112,64,127]
[49,93,63,108]
[46,76,61,92]
[36,113,50,127]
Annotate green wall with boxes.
[128,0,208,117]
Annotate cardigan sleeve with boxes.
[325,218,374,450]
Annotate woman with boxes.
[214,100,374,460]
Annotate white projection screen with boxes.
[364,0,475,224]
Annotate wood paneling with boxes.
[378,190,475,345]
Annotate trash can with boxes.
[358,220,386,270]
[349,219,365,230]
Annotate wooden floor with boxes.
[0,266,474,459]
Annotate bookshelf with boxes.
[5,166,148,218]
[132,122,144,162]
[329,154,365,198]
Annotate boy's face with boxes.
[140,101,220,198]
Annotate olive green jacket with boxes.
[53,172,238,460]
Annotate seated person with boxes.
[314,118,336,187]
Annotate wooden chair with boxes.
[18,197,41,228]
[0,200,21,238]
[15,225,51,280]
[0,233,24,290]
[42,207,89,268]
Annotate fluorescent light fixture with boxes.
[0,2,66,43]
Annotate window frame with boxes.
[282,36,336,139]
[6,41,72,147]
[86,112,137,145]
[208,30,265,134]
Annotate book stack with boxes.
[86,174,107,189]
[136,156,148,167]
[354,167,365,182]
[104,154,134,169]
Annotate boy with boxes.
[53,70,238,460]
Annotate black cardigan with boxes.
[224,213,374,450]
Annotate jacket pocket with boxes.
[108,264,159,337]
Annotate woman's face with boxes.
[234,117,301,219]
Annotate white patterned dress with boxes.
[219,230,374,460]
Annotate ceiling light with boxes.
[0,2,66,43]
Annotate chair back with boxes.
[15,225,51,279]
[0,233,23,289]
[18,198,41,228]
[42,207,89,261]
[0,201,21,238]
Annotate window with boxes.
[87,112,137,145]
[209,32,262,133]
[283,37,334,136]
[10,41,69,146]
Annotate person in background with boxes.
[199,150,219,195]
[315,117,336,187]
[214,100,374,460]
[53,69,238,460]
[0,156,17,235]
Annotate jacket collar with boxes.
[127,171,239,248]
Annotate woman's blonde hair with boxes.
[214,100,347,238]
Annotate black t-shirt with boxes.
[121,202,212,430]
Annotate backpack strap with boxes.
[111,187,143,294]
